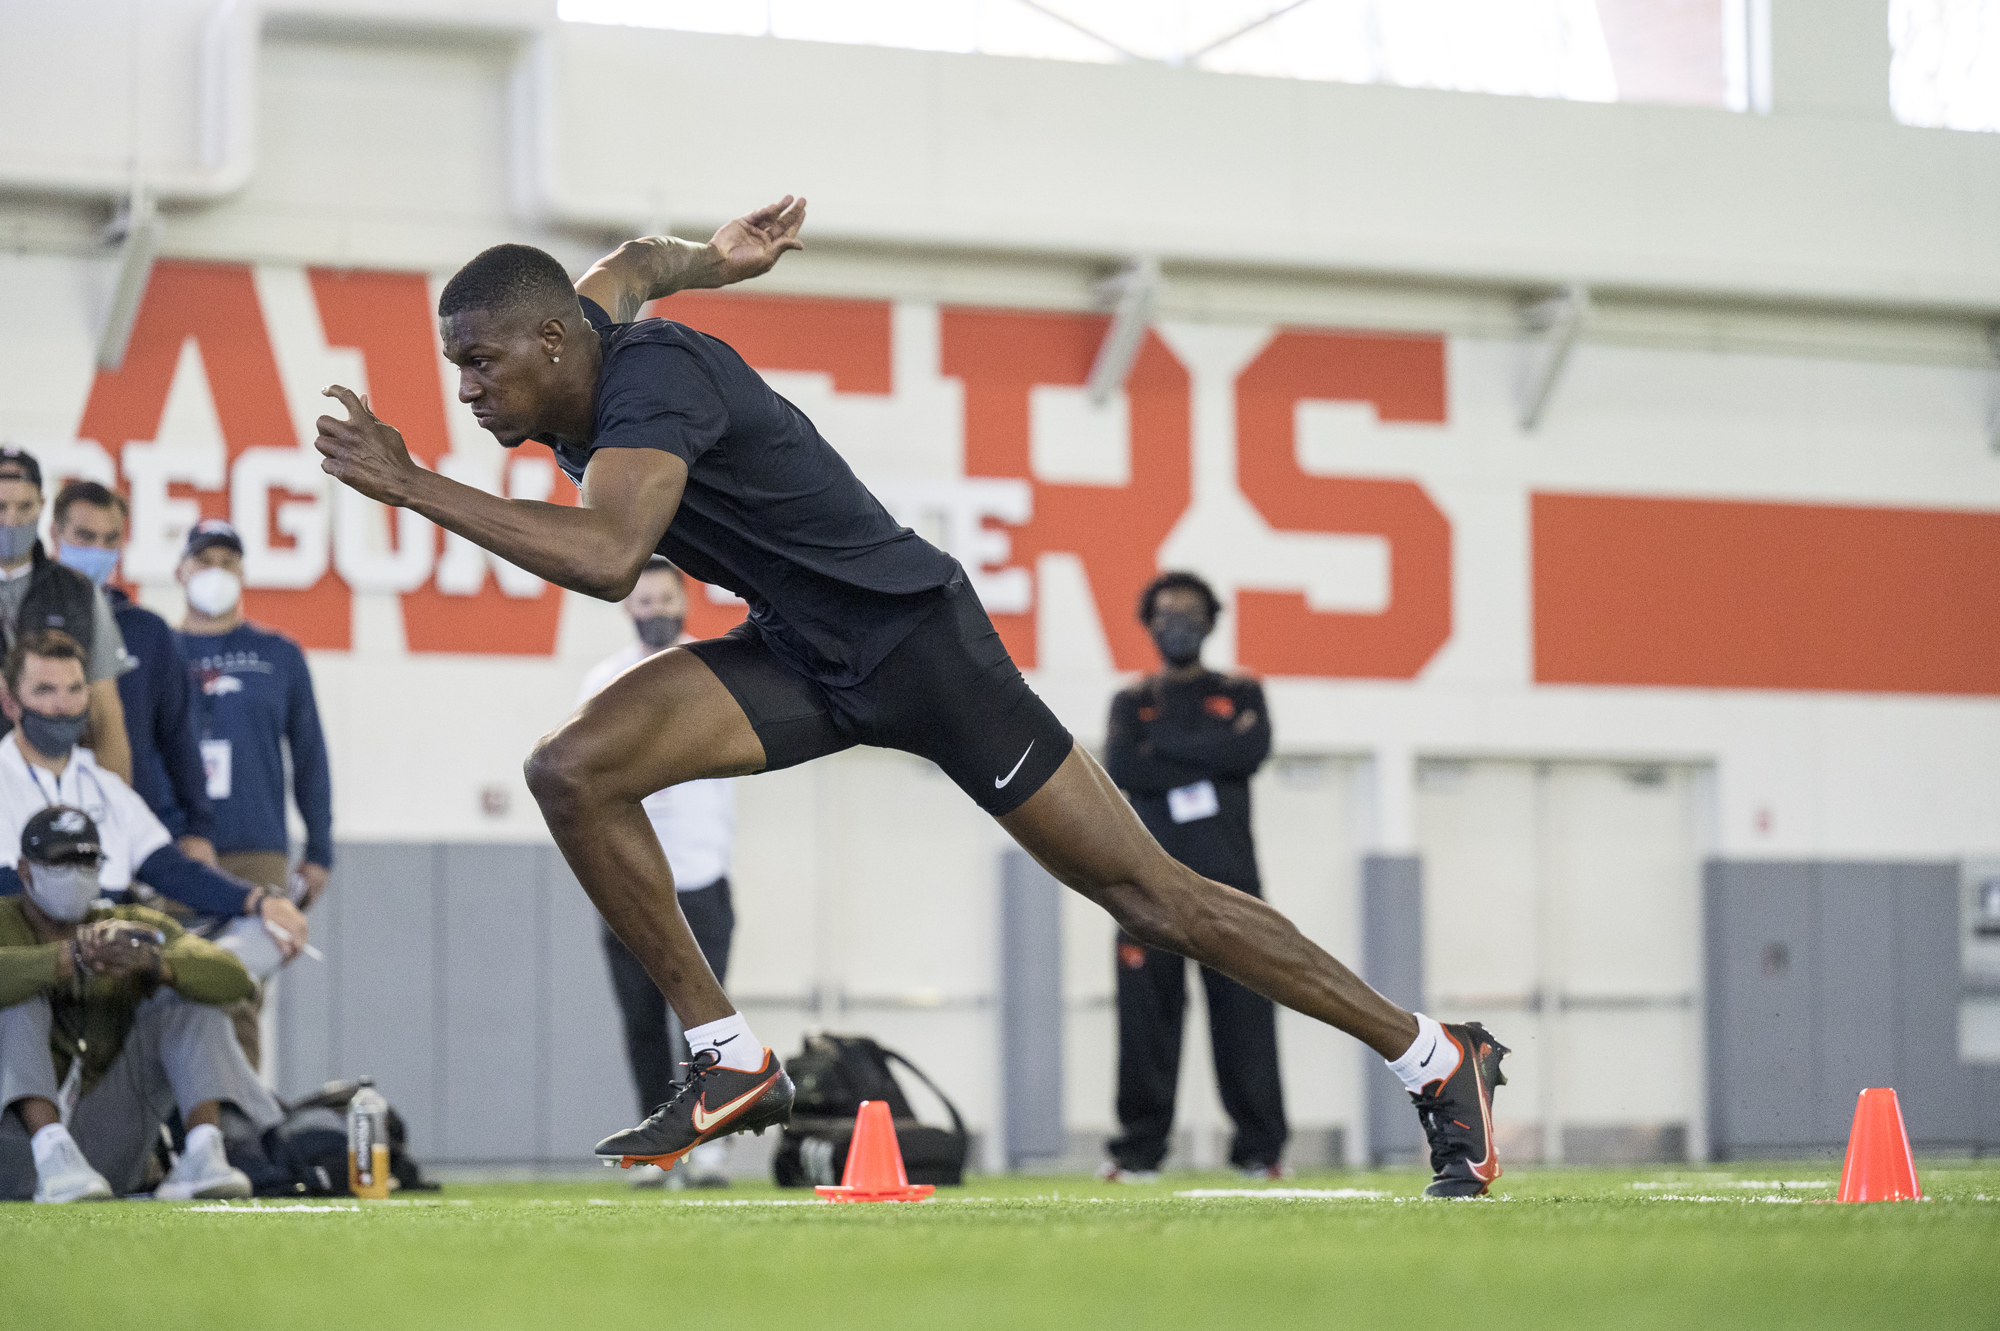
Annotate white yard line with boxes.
[187,1203,360,1213]
[1174,1188,1388,1200]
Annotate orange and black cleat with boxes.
[1411,1021,1509,1198]
[594,1047,794,1172]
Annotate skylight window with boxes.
[558,0,1739,108]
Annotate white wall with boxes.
[5,1,1998,308]
[3,1,1997,1160]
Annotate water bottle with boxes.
[347,1079,391,1199]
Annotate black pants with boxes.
[600,878,734,1116]
[1107,916,1288,1172]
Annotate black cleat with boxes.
[595,1047,793,1171]
[1412,1021,1509,1198]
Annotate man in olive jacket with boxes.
[0,805,283,1202]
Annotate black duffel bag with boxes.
[223,1078,438,1197]
[771,1033,969,1188]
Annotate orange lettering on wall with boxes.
[644,292,893,394]
[1234,330,1452,679]
[77,260,351,649]
[942,309,1191,671]
[309,269,572,656]
[1533,493,2000,695]
[643,290,897,637]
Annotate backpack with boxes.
[771,1033,969,1188]
[224,1078,438,1197]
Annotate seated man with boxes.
[0,629,307,970]
[0,805,284,1201]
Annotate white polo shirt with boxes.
[0,731,171,891]
[577,639,735,892]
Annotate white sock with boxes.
[29,1122,74,1165]
[183,1122,223,1164]
[685,1013,764,1073]
[1385,1013,1461,1094]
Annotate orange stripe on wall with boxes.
[1532,493,2000,695]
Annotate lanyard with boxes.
[24,760,104,814]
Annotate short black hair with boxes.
[438,243,579,322]
[1138,570,1221,627]
[52,480,127,528]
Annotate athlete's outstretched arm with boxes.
[313,386,685,601]
[576,195,807,323]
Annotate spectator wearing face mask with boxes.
[0,629,308,957]
[576,557,738,1188]
[0,804,285,1202]
[48,481,217,869]
[174,521,330,1068]
[174,520,332,914]
[0,449,134,786]
[1098,570,1287,1183]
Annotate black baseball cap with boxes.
[0,448,43,491]
[182,518,244,559]
[21,806,103,867]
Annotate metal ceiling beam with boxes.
[96,184,161,373]
[1518,282,1592,432]
[1087,256,1160,406]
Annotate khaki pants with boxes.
[217,851,291,1071]
[0,992,284,1198]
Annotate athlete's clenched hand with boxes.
[708,195,806,286]
[315,385,419,505]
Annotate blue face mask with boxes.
[57,543,118,587]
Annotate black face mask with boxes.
[18,708,89,760]
[1150,613,1209,668]
[635,614,685,652]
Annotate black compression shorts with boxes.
[683,579,1073,816]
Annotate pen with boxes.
[264,916,325,962]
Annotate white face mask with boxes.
[26,861,102,923]
[185,566,242,618]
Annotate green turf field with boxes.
[7,1165,1997,1329]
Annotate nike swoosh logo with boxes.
[1465,1044,1498,1179]
[1418,1037,1438,1068]
[690,1072,780,1134]
[994,741,1034,789]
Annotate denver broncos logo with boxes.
[201,673,245,697]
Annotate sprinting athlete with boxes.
[312,198,1508,1197]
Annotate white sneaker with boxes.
[31,1125,114,1203]
[155,1123,252,1201]
[684,1139,730,1189]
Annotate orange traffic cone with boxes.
[1835,1088,1923,1203]
[814,1100,935,1203]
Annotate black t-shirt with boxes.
[539,299,961,687]
[1104,672,1272,893]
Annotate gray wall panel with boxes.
[438,844,544,1160]
[1000,850,1064,1165]
[1706,861,1816,1153]
[276,842,640,1165]
[1814,863,1899,1142]
[1893,864,1977,1146]
[539,847,632,1156]
[1362,854,1424,1165]
[1708,857,1994,1158]
[275,859,340,1094]
[330,843,443,1159]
